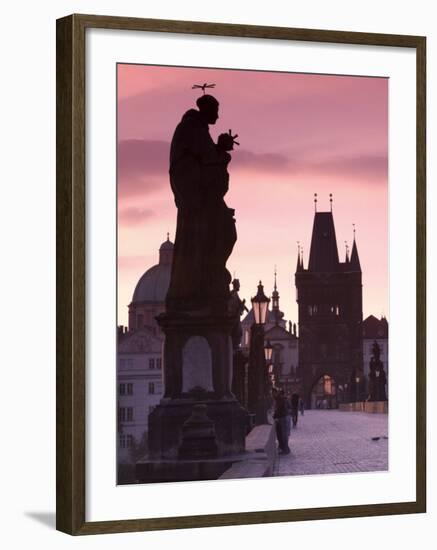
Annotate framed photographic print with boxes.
[56,14,426,535]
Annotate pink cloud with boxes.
[118,207,155,225]
[118,138,387,200]
[116,65,388,326]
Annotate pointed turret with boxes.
[296,243,304,272]
[350,238,361,272]
[308,211,340,272]
[349,224,361,272]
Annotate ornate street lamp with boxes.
[251,281,270,325]
[264,340,273,364]
[264,340,274,406]
[355,376,360,403]
[248,281,271,425]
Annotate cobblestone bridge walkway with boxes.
[276,410,388,477]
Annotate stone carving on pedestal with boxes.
[182,336,213,393]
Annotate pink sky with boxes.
[117,64,388,327]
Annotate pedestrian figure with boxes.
[284,391,292,437]
[291,393,299,428]
[299,397,305,416]
[272,388,290,454]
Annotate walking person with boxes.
[299,397,305,416]
[290,392,299,428]
[284,391,292,438]
[272,388,290,454]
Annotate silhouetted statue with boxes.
[368,340,387,401]
[228,278,249,350]
[166,94,238,315]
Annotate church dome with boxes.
[131,238,174,304]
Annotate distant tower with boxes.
[295,202,363,408]
[271,267,281,325]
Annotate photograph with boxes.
[116,63,389,485]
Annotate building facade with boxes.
[295,209,363,408]
[117,237,173,462]
[117,329,164,461]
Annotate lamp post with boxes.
[355,376,360,403]
[264,340,273,364]
[264,339,273,394]
[248,281,270,425]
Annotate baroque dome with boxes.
[131,238,174,304]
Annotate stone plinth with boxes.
[136,424,276,484]
[178,403,218,459]
[149,397,247,459]
[147,311,248,462]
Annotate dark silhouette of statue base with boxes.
[367,340,387,402]
[138,95,248,483]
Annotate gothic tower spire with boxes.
[350,225,361,272]
[272,266,280,324]
[296,242,303,272]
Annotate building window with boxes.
[119,383,125,396]
[127,383,133,395]
[119,407,134,422]
[127,358,133,369]
[137,314,144,328]
[148,382,155,395]
[156,358,162,369]
[119,434,134,449]
[149,358,155,369]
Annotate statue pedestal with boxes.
[146,312,248,473]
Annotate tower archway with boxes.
[310,374,337,409]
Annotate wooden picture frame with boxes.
[56,13,426,535]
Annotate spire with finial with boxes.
[271,267,283,325]
[314,193,318,212]
[345,240,350,263]
[330,193,333,212]
[350,223,361,272]
[296,241,304,272]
